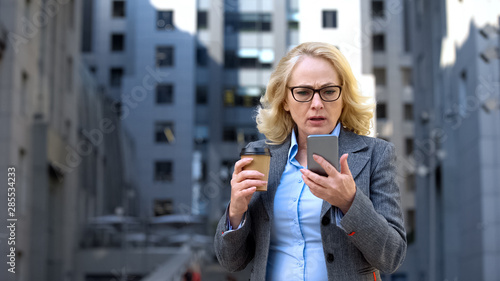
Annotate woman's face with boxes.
[284,56,343,141]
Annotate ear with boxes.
[283,101,290,112]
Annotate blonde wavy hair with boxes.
[256,42,375,144]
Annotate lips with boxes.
[308,116,326,121]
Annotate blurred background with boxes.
[0,0,499,280]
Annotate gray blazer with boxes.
[214,128,407,280]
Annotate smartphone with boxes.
[307,135,339,176]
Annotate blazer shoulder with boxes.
[246,139,268,148]
[356,134,394,150]
[352,135,395,161]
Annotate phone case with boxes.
[307,135,339,176]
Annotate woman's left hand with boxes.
[300,153,356,214]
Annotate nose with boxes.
[310,91,324,109]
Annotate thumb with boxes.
[340,153,351,176]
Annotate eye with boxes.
[322,87,339,95]
[294,88,312,95]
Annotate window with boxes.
[376,103,387,119]
[81,0,93,52]
[322,11,337,28]
[67,57,73,92]
[155,121,175,143]
[224,50,238,69]
[403,0,411,52]
[220,160,237,183]
[406,173,415,191]
[224,87,263,107]
[154,199,173,216]
[240,13,271,31]
[374,68,387,86]
[406,209,415,245]
[404,103,414,120]
[196,86,208,105]
[224,49,274,69]
[224,89,235,106]
[112,0,125,18]
[223,127,259,142]
[371,0,384,18]
[109,67,123,87]
[155,161,173,181]
[373,34,385,51]
[111,33,124,51]
[157,11,174,30]
[68,0,75,29]
[288,12,299,30]
[156,46,174,67]
[224,13,272,32]
[156,84,173,104]
[401,67,413,87]
[197,47,208,67]
[405,138,414,156]
[20,71,28,115]
[197,11,208,29]
[458,70,467,117]
[194,126,209,145]
[223,127,237,142]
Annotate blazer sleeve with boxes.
[213,203,256,272]
[339,142,407,273]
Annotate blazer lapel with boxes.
[260,137,290,221]
[321,128,369,218]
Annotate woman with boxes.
[214,42,407,280]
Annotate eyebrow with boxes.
[293,83,338,88]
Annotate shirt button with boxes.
[298,179,303,183]
[293,198,297,202]
[326,253,334,263]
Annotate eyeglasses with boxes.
[288,85,342,102]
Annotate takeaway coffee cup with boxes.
[240,147,271,192]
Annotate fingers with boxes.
[233,158,253,175]
[235,179,267,190]
[300,168,326,185]
[312,154,339,176]
[340,153,352,176]
[233,170,266,184]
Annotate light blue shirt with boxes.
[266,123,341,281]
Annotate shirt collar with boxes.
[288,122,342,164]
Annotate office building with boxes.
[410,0,500,280]
[0,0,130,280]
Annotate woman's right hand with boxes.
[228,157,267,228]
